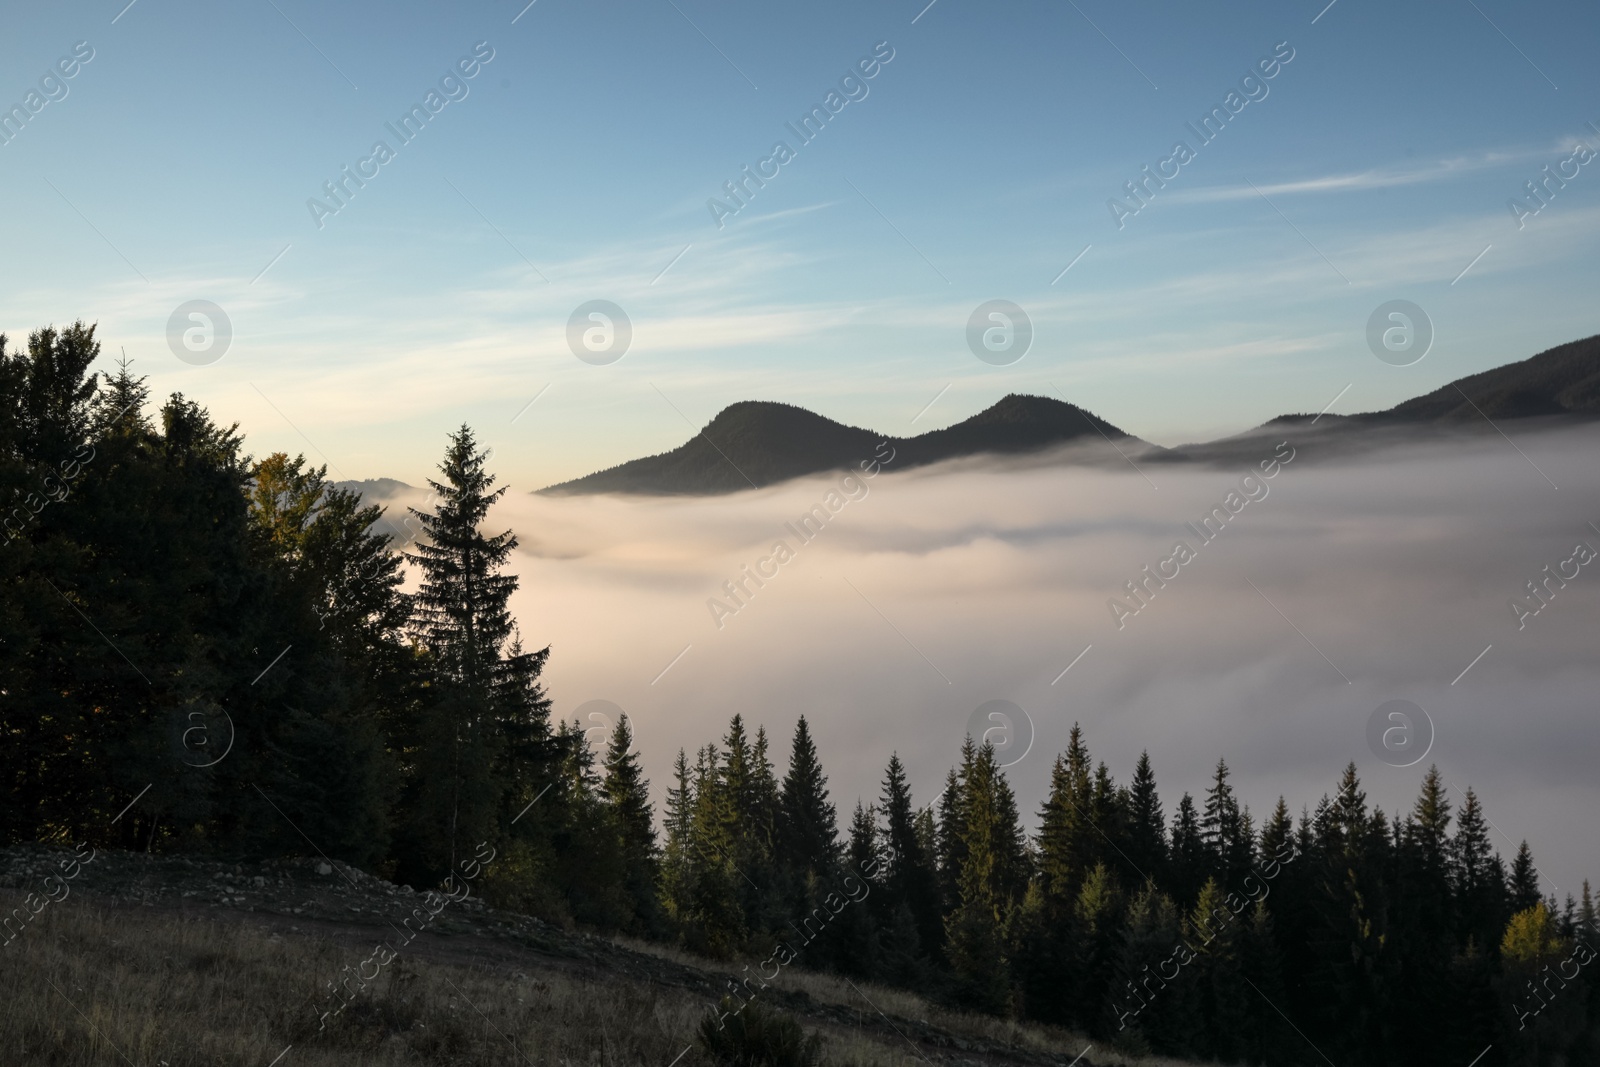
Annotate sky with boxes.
[3,0,1599,491]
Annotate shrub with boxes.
[696,995,822,1067]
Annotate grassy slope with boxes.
[0,847,1204,1067]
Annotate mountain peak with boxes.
[540,392,1142,496]
[538,333,1600,496]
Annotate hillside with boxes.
[1370,333,1600,422]
[0,844,1150,1067]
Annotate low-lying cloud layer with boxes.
[386,424,1600,892]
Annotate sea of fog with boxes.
[385,424,1600,893]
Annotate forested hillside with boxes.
[2,323,1595,1067]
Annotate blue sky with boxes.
[2,0,1598,489]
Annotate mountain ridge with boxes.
[540,392,1142,496]
[538,333,1600,496]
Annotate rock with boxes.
[315,862,332,876]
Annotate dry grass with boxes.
[606,934,1210,1067]
[0,891,1212,1067]
[0,895,924,1067]
[0,894,712,1066]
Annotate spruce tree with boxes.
[778,716,839,884]
[1035,725,1097,909]
[685,742,745,956]
[402,425,549,879]
[93,352,151,434]
[1301,764,1392,1061]
[1187,877,1247,1060]
[879,753,941,958]
[936,746,971,916]
[832,801,883,977]
[1240,900,1296,1064]
[1168,793,1207,908]
[944,742,1022,1013]
[1126,751,1167,887]
[602,713,660,934]
[1509,841,1542,914]
[1452,788,1507,949]
[1200,758,1251,887]
[1070,862,1124,1033]
[1105,880,1192,1054]
[1388,768,1457,1063]
[661,748,694,925]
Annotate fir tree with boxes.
[1168,793,1207,909]
[602,713,660,934]
[1200,758,1252,887]
[1509,842,1542,914]
[93,351,150,434]
[944,742,1023,1013]
[402,425,549,879]
[777,716,839,884]
[1070,862,1124,1033]
[661,748,694,924]
[1453,787,1507,949]
[936,749,970,916]
[832,800,882,977]
[1391,766,1458,1065]
[1105,880,1193,1055]
[685,742,745,956]
[1187,877,1247,1060]
[879,753,941,958]
[1239,900,1296,1064]
[1125,751,1167,888]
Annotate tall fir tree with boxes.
[777,715,840,886]
[1168,793,1207,909]
[1509,841,1542,915]
[1125,751,1167,888]
[401,426,553,882]
[602,714,661,934]
[661,748,694,926]
[1186,877,1248,1060]
[944,742,1023,1013]
[879,753,942,960]
[1200,758,1252,888]
[1070,862,1124,1034]
[1453,787,1508,950]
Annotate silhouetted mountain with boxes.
[541,334,1600,495]
[1164,333,1600,465]
[539,394,1144,496]
[1371,333,1600,422]
[895,393,1135,465]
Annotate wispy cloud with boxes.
[1171,151,1535,205]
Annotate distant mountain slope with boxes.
[1371,333,1600,422]
[540,333,1600,495]
[895,393,1136,465]
[1167,332,1600,463]
[542,401,882,497]
[539,394,1144,496]
[333,477,417,504]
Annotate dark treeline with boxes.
[0,323,639,923]
[3,324,1596,1067]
